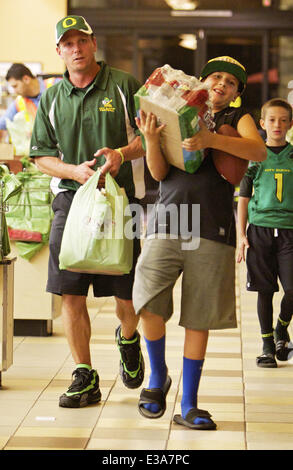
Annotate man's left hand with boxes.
[94,147,122,177]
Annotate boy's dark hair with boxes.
[6,63,35,81]
[261,98,293,121]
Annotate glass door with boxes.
[205,32,263,122]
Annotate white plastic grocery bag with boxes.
[59,170,133,275]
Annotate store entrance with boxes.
[205,33,263,122]
[133,32,264,122]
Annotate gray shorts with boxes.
[133,236,237,330]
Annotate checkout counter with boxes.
[0,148,61,338]
[0,258,15,387]
[0,159,16,384]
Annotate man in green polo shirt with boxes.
[30,15,146,408]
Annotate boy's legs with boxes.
[256,291,277,367]
[246,226,278,367]
[274,230,293,359]
[138,310,215,428]
[178,328,215,427]
[139,308,168,414]
[274,290,293,360]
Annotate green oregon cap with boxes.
[200,56,247,92]
[56,15,93,44]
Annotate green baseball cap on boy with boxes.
[200,56,247,93]
[56,15,93,44]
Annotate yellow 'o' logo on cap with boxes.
[63,17,77,29]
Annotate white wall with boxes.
[0,0,67,74]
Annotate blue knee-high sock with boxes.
[143,335,167,413]
[181,357,211,425]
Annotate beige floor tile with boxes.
[247,422,293,433]
[0,437,11,449]
[247,432,293,450]
[245,395,293,405]
[95,417,171,430]
[246,413,293,423]
[168,429,246,450]
[5,435,88,450]
[87,438,166,450]
[19,401,103,428]
[0,378,49,398]
[3,366,63,380]
[14,426,92,438]
[90,427,169,440]
[0,401,34,426]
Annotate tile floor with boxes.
[0,262,292,451]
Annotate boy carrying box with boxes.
[133,56,265,430]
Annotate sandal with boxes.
[138,375,172,419]
[173,408,217,430]
[256,353,277,368]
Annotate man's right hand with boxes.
[72,158,97,184]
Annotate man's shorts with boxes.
[47,191,141,299]
[133,236,237,330]
[246,224,293,293]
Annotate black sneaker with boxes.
[59,368,101,408]
[274,329,291,361]
[115,325,144,389]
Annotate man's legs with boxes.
[59,294,101,408]
[115,297,144,389]
[62,294,92,366]
[115,297,139,339]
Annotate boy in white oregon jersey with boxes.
[237,98,293,368]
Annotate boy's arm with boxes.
[183,114,266,162]
[135,110,169,181]
[236,196,250,263]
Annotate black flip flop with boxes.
[173,408,217,430]
[256,353,277,368]
[138,375,172,419]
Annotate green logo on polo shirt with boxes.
[99,97,115,112]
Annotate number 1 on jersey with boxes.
[275,173,283,202]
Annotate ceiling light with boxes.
[171,10,233,17]
[179,34,197,50]
[165,0,198,10]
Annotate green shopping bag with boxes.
[0,170,23,259]
[59,170,133,275]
